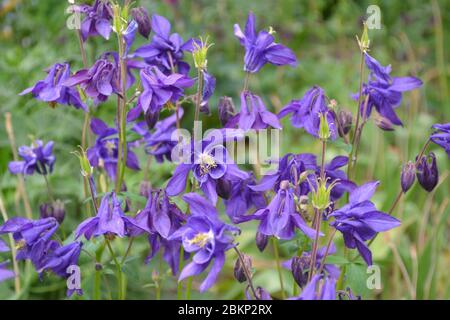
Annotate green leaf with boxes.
[346,263,371,298]
[324,255,351,265]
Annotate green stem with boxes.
[177,246,184,300]
[272,237,286,299]
[194,67,204,123]
[185,277,193,300]
[308,209,322,281]
[105,239,123,300]
[42,173,54,203]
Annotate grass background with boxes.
[0,0,449,299]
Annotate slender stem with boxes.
[416,139,431,164]
[317,228,337,276]
[42,173,54,203]
[105,239,123,300]
[120,237,134,265]
[177,246,184,300]
[352,49,365,145]
[233,246,259,300]
[308,209,322,281]
[156,250,163,300]
[77,30,88,68]
[185,277,193,300]
[272,237,286,299]
[0,194,21,295]
[5,113,32,219]
[320,140,326,180]
[243,72,250,92]
[194,67,204,123]
[87,176,98,213]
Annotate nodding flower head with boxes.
[310,177,339,211]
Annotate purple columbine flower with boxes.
[8,140,56,176]
[134,108,184,163]
[224,173,266,223]
[226,91,281,131]
[131,6,151,39]
[278,86,337,140]
[416,152,439,192]
[353,53,422,127]
[64,58,120,104]
[127,66,194,122]
[72,0,113,41]
[168,193,239,292]
[199,70,216,115]
[330,181,401,265]
[75,192,131,240]
[234,12,297,73]
[166,130,249,204]
[132,14,194,75]
[430,123,450,158]
[19,63,87,111]
[243,181,317,240]
[87,118,140,181]
[38,241,82,278]
[0,238,9,252]
[292,274,336,300]
[0,262,14,283]
[126,190,187,275]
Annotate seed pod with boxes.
[218,96,235,126]
[255,231,268,252]
[234,254,252,283]
[337,109,352,135]
[400,161,416,193]
[39,200,65,224]
[416,152,439,192]
[131,7,151,38]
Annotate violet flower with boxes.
[132,14,194,75]
[73,0,113,41]
[126,190,187,275]
[292,274,336,300]
[353,53,422,127]
[330,181,401,265]
[134,108,184,163]
[131,6,151,39]
[166,130,249,204]
[234,12,297,73]
[416,152,439,192]
[278,86,337,140]
[430,123,450,158]
[8,140,56,176]
[39,241,82,278]
[64,58,119,104]
[199,70,216,115]
[75,193,131,240]
[87,118,140,181]
[19,63,87,111]
[127,66,194,122]
[169,193,239,292]
[0,262,14,283]
[243,181,317,240]
[0,238,8,252]
[226,91,281,131]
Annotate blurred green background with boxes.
[0,0,449,299]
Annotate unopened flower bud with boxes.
[401,161,416,193]
[95,263,103,271]
[416,152,439,192]
[131,6,151,38]
[255,231,268,252]
[144,110,160,129]
[216,178,232,200]
[218,96,235,126]
[39,199,65,224]
[234,254,252,283]
[338,109,352,136]
[374,115,395,131]
[318,112,331,140]
[291,256,309,288]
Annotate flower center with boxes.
[189,231,213,248]
[198,153,217,175]
[105,140,116,156]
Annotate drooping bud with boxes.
[401,161,416,193]
[218,96,235,126]
[291,256,309,288]
[374,115,395,131]
[337,109,352,136]
[216,178,232,200]
[318,112,331,140]
[39,200,65,224]
[131,6,151,38]
[234,254,253,283]
[255,231,268,252]
[416,152,439,192]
